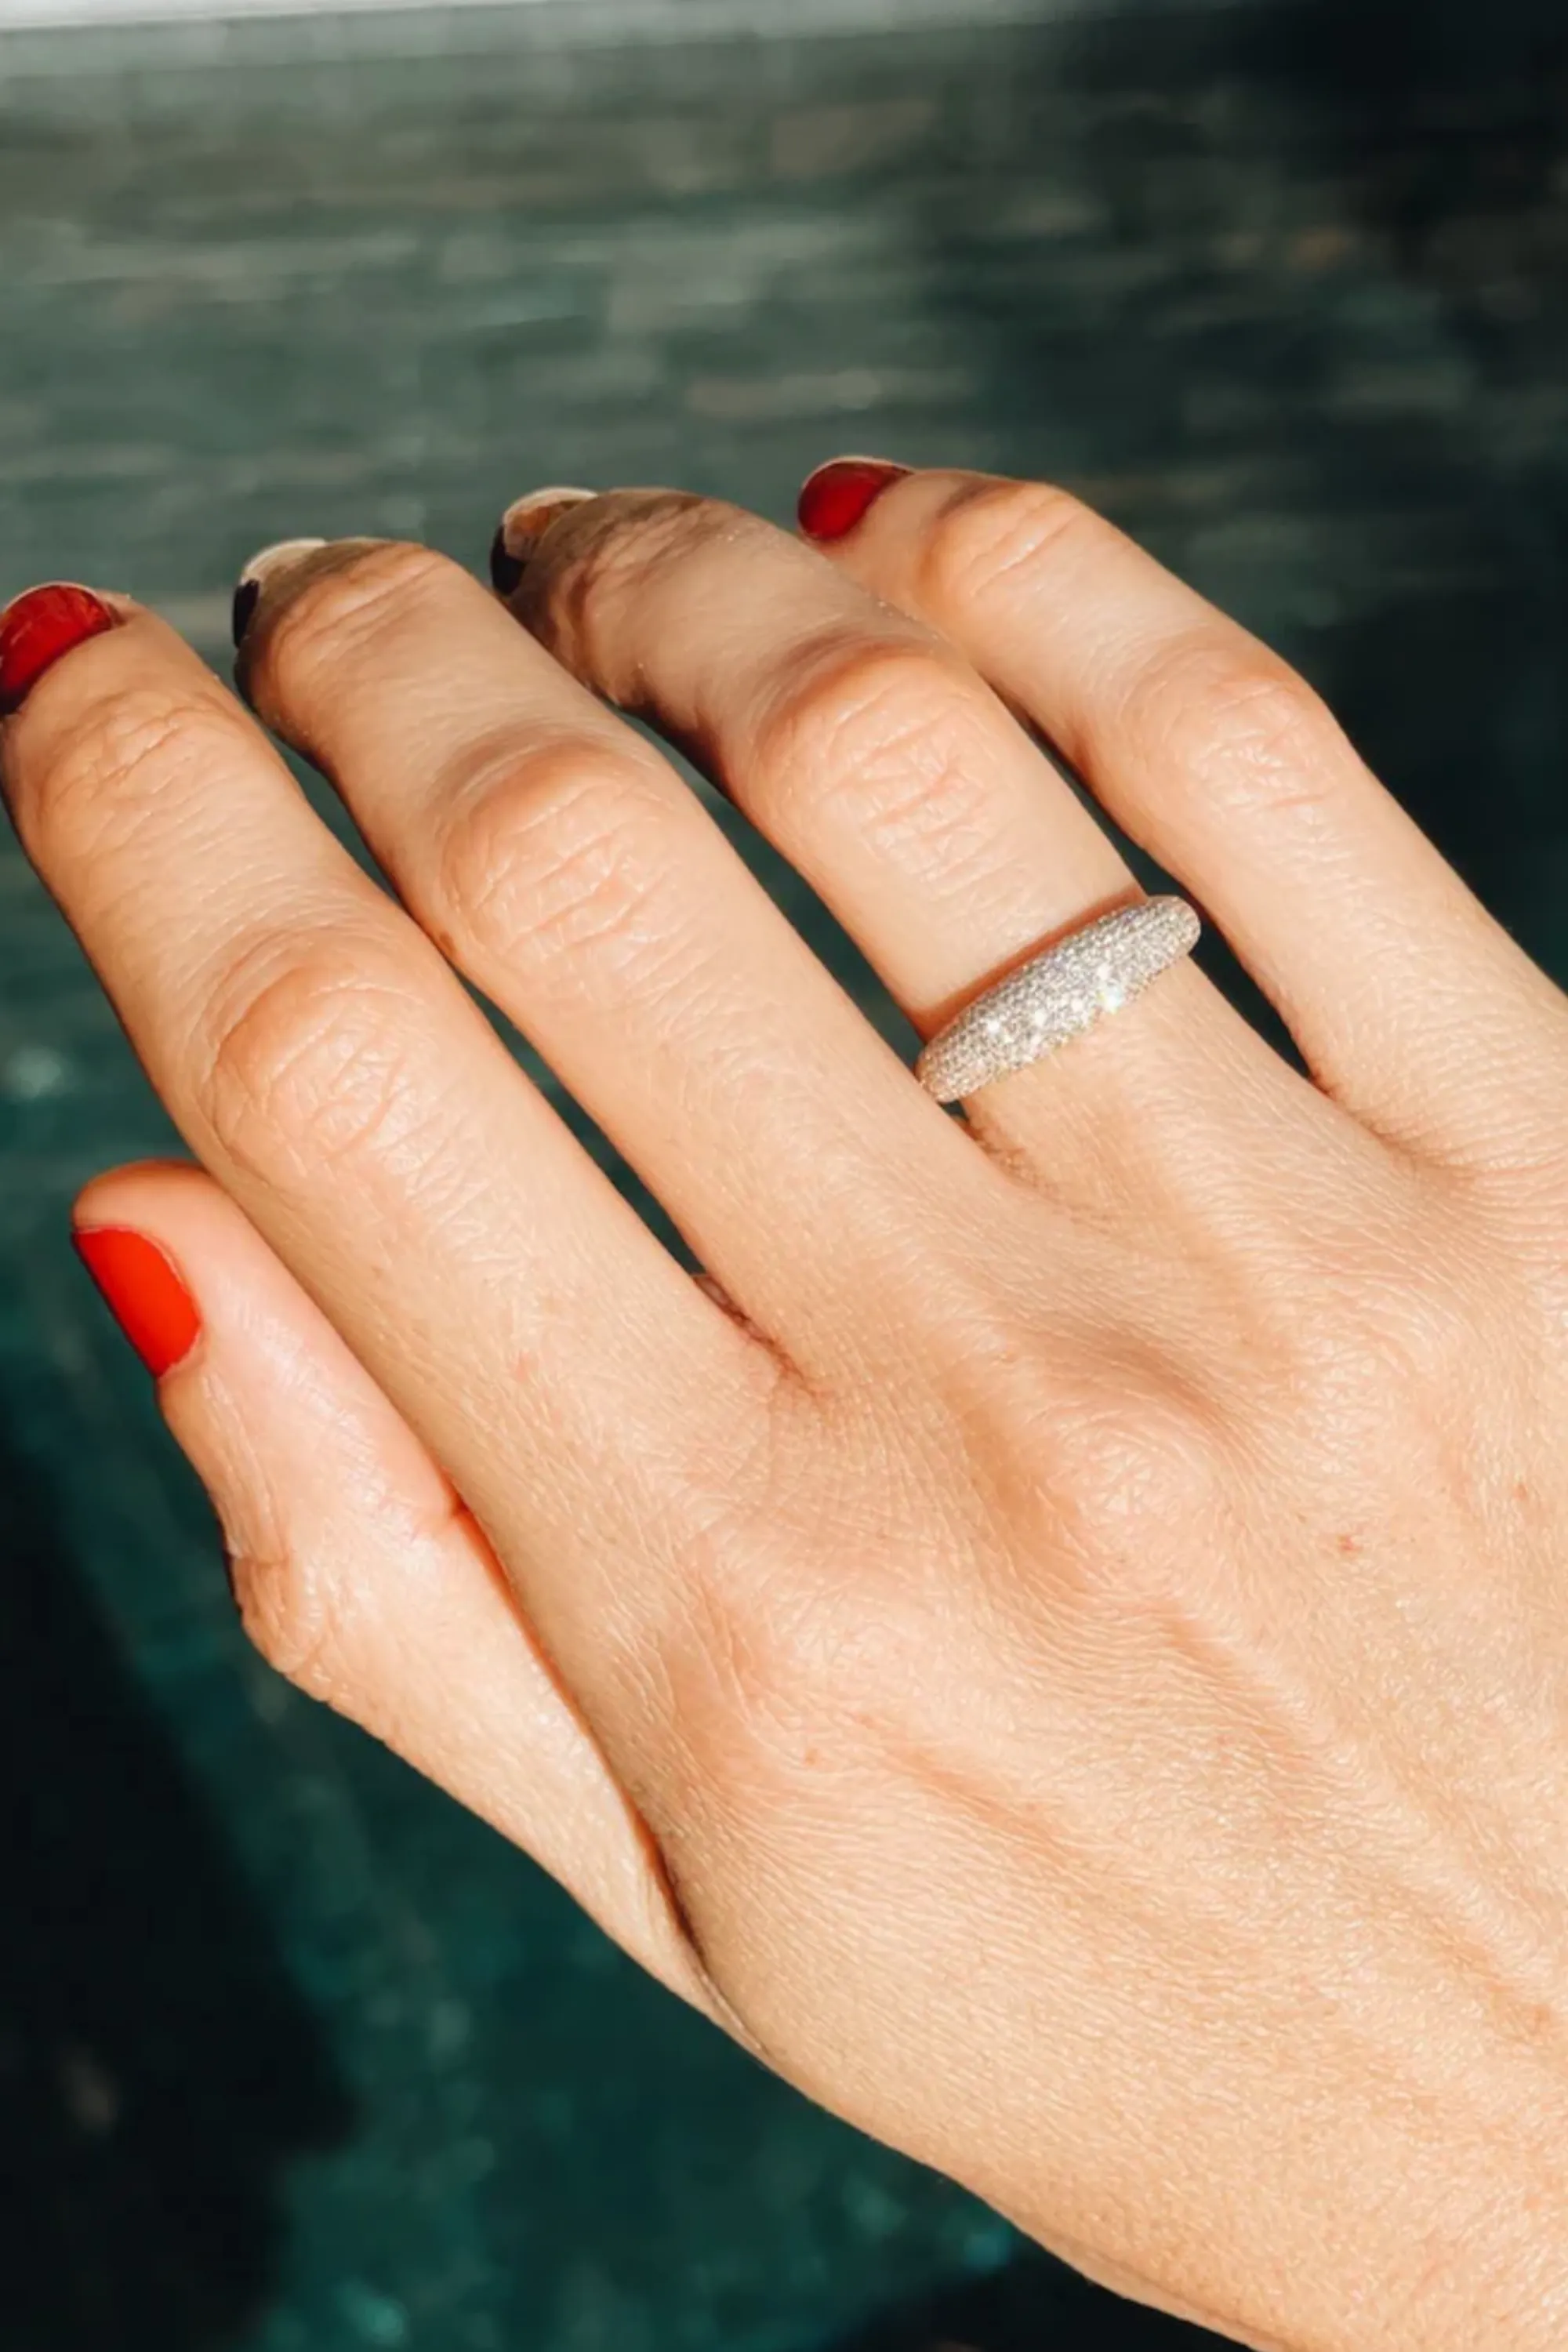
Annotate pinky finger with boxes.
[71,1159,713,2015]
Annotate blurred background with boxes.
[0,0,1565,2344]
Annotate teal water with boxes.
[0,4,1564,2345]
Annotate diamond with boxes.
[916,897,1200,1104]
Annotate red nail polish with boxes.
[0,584,122,719]
[74,1227,201,1378]
[797,459,909,543]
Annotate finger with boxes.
[0,583,761,1719]
[71,1157,713,2011]
[489,486,1303,1207]
[230,535,985,1353]
[798,461,1568,1170]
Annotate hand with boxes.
[4,461,1568,2351]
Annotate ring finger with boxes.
[232,535,989,1361]
[489,487,1306,1202]
[795,461,1568,1173]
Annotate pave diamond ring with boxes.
[915,896,1202,1105]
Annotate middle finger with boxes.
[234,537,988,1358]
[493,489,1294,1193]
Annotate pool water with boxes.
[0,3,1563,2344]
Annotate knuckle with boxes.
[674,1555,884,1794]
[917,477,1097,615]
[261,540,457,702]
[902,1271,1234,1627]
[1063,1386,1228,1554]
[232,1544,358,1702]
[1046,1382,1235,1628]
[17,686,238,876]
[435,739,682,978]
[195,928,431,1183]
[652,1442,900,1798]
[943,1301,1229,1621]
[757,632,994,858]
[1123,634,1351,822]
[686,1566,818,1751]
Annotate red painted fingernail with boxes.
[74,1227,202,1378]
[0,584,122,719]
[797,458,910,543]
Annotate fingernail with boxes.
[0,584,122,719]
[231,536,328,648]
[74,1226,202,1378]
[489,487,594,597]
[797,458,909,543]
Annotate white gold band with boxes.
[916,896,1202,1104]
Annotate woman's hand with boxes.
[5,462,1568,2351]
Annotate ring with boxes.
[916,896,1202,1104]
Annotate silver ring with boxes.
[916,896,1201,1104]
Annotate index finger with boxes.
[0,581,759,1630]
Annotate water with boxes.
[0,3,1563,2343]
